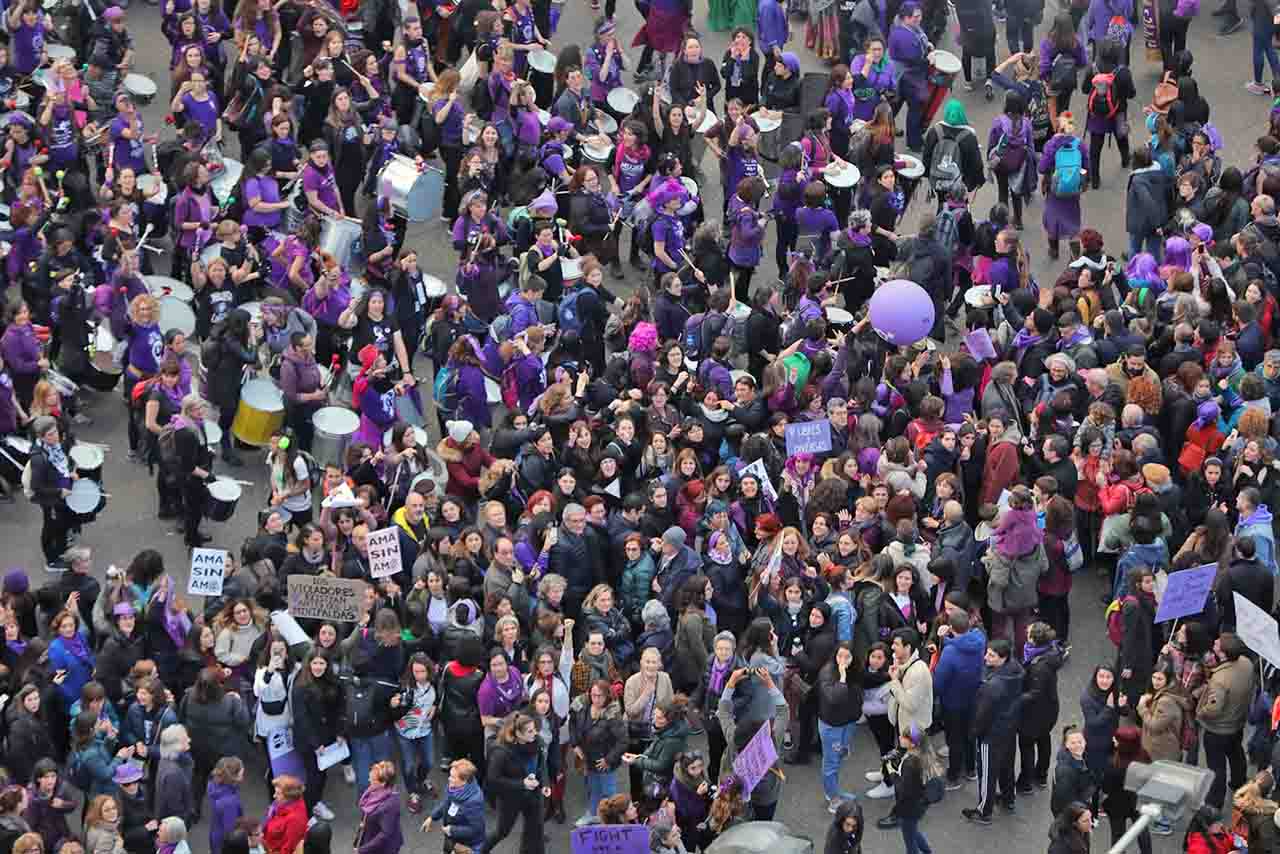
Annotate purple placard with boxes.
[570,825,651,854]
[784,419,832,457]
[964,328,998,361]
[1154,563,1217,623]
[732,720,778,795]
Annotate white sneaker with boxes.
[827,797,843,814]
[866,782,895,799]
[313,802,335,821]
[342,766,356,785]
[865,771,883,783]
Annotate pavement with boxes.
[0,0,1265,849]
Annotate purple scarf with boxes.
[162,605,191,649]
[994,508,1043,559]
[1023,642,1051,664]
[7,638,27,656]
[59,630,91,662]
[708,657,733,694]
[1009,329,1042,363]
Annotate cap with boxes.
[547,116,572,134]
[447,420,475,444]
[103,5,124,18]
[1125,342,1146,357]
[3,570,28,595]
[113,763,144,784]
[662,526,686,548]
[357,343,379,372]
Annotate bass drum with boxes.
[319,216,363,271]
[0,436,30,486]
[84,323,122,392]
[378,155,444,222]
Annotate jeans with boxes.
[905,95,925,150]
[397,731,434,796]
[1006,15,1035,52]
[585,769,618,819]
[1203,728,1247,808]
[818,720,856,800]
[1128,232,1164,263]
[942,708,976,781]
[1256,20,1280,84]
[900,816,933,854]
[349,731,394,795]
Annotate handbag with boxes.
[1063,532,1085,573]
[1152,72,1179,113]
[924,774,945,804]
[784,668,813,702]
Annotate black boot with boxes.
[221,436,242,467]
[1047,239,1060,261]
[629,237,645,271]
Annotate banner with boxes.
[570,826,651,854]
[1234,593,1280,669]
[187,548,227,596]
[784,419,832,456]
[287,575,365,622]
[733,721,778,795]
[1154,564,1216,623]
[367,527,403,579]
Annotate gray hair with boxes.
[562,503,585,522]
[158,817,187,844]
[63,546,91,568]
[180,393,209,418]
[158,724,188,759]
[30,415,58,440]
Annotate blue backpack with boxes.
[433,364,460,417]
[1052,138,1084,197]
[557,287,587,335]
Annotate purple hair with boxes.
[1164,237,1192,272]
[1125,252,1159,283]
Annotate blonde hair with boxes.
[1057,112,1075,135]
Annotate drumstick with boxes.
[679,249,702,278]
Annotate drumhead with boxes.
[158,296,196,337]
[137,174,169,205]
[66,479,101,513]
[241,379,284,411]
[680,176,699,198]
[204,419,222,447]
[824,162,860,188]
[896,154,925,179]
[965,285,993,307]
[207,479,242,501]
[314,406,359,435]
[594,113,618,135]
[826,307,855,324]
[606,88,639,114]
[240,301,263,323]
[930,50,962,74]
[210,158,243,204]
[528,49,556,73]
[583,142,613,161]
[484,376,501,404]
[4,436,31,454]
[69,444,104,470]
[560,257,583,282]
[696,110,717,134]
[754,114,782,133]
[47,44,74,61]
[124,73,157,96]
[423,275,447,297]
[146,275,194,302]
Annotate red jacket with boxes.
[263,798,308,854]
[436,436,497,501]
[1184,830,1234,854]
[979,437,1021,506]
[1099,475,1151,516]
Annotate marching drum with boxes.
[593,113,619,135]
[282,182,306,232]
[206,478,242,522]
[825,306,855,332]
[319,216,363,270]
[9,90,29,111]
[925,50,962,123]
[312,406,359,468]
[231,378,284,446]
[204,419,222,450]
[582,140,614,165]
[895,153,925,212]
[210,157,242,206]
[528,49,556,74]
[69,444,104,482]
[138,174,168,206]
[606,87,640,115]
[158,296,196,337]
[824,161,860,189]
[146,275,193,303]
[0,436,30,486]
[85,323,122,392]
[680,177,699,200]
[66,478,104,523]
[46,44,74,62]
[754,112,784,163]
[691,109,717,134]
[378,155,444,222]
[122,73,157,105]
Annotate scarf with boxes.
[162,603,192,649]
[708,657,733,694]
[1023,642,1051,664]
[580,648,612,683]
[358,782,397,815]
[37,439,70,478]
[1010,328,1043,363]
[59,630,91,662]
[493,670,523,704]
[6,639,26,656]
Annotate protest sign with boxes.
[964,328,998,361]
[1235,593,1280,669]
[570,825,651,854]
[187,549,227,596]
[316,739,350,771]
[266,726,305,778]
[287,575,365,622]
[740,458,778,502]
[1154,564,1216,623]
[784,419,832,456]
[270,611,309,646]
[367,527,403,579]
[733,720,778,795]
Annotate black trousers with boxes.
[775,218,798,276]
[40,503,71,564]
[962,32,997,82]
[1158,17,1189,73]
[1088,130,1131,188]
[302,748,328,811]
[447,728,486,786]
[1203,728,1247,808]
[943,707,976,781]
[976,737,1015,817]
[441,144,463,222]
[730,263,755,303]
[486,793,544,854]
[1016,730,1052,787]
[181,475,207,545]
[994,171,1024,226]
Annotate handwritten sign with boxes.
[784,418,832,456]
[732,720,778,796]
[964,328,998,361]
[1154,564,1217,623]
[367,527,403,579]
[187,549,227,597]
[1235,593,1280,669]
[266,726,305,778]
[287,575,365,622]
[570,825,651,854]
[740,458,777,502]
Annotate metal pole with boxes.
[1108,804,1163,854]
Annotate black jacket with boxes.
[568,699,626,769]
[486,739,547,800]
[1020,645,1065,736]
[1217,556,1275,630]
[668,57,721,110]
[1119,593,1158,678]
[971,658,1024,739]
[1125,165,1172,236]
[291,676,342,754]
[817,660,864,727]
[1050,747,1094,816]
[206,335,258,411]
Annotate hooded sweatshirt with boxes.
[932,628,986,712]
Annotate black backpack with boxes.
[344,675,378,730]
[471,76,494,121]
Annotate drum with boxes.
[239,301,263,324]
[30,68,52,93]
[688,108,717,134]
[593,113,618,135]
[925,50,962,123]
[606,87,640,115]
[528,49,556,74]
[755,112,784,162]
[825,306,855,331]
[319,216,362,270]
[85,323,122,392]
[46,44,74,62]
[895,153,925,211]
[582,140,614,164]
[283,181,306,232]
[753,113,782,133]
[10,90,29,111]
[560,256,583,283]
[680,177,699,200]
[964,285,994,307]
[231,378,285,446]
[378,155,444,222]
[537,109,551,126]
[69,444,104,482]
[138,174,168,207]
[824,162,860,188]
[65,478,104,522]
[382,424,428,449]
[312,406,359,468]
[0,436,30,486]
[203,418,222,450]
[158,296,196,337]
[123,73,157,105]
[210,157,242,206]
[206,478,242,522]
[146,275,193,303]
[423,275,448,315]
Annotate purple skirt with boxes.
[1042,193,1082,240]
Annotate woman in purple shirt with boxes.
[478,650,526,734]
[239,148,288,241]
[109,93,150,177]
[849,38,897,120]
[231,0,281,64]
[301,140,343,219]
[430,70,466,227]
[726,177,768,301]
[170,68,220,147]
[172,161,214,279]
[649,187,686,289]
[585,20,626,110]
[451,190,510,322]
[6,3,47,76]
[1038,13,1087,122]
[0,301,45,410]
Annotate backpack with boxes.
[200,337,222,372]
[935,205,961,257]
[683,313,708,361]
[432,364,460,418]
[1049,51,1078,93]
[911,422,940,452]
[928,132,965,197]
[500,360,521,410]
[1106,14,1133,43]
[344,676,378,729]
[557,287,588,336]
[471,75,494,120]
[156,424,180,468]
[67,749,92,791]
[1052,138,1084,197]
[1106,595,1136,645]
[489,313,513,343]
[1089,72,1119,119]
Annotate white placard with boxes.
[1234,592,1280,669]
[367,527,403,579]
[270,611,309,647]
[316,739,350,771]
[187,549,227,596]
[740,458,777,502]
[266,725,294,760]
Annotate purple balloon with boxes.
[869,279,935,346]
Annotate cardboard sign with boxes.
[784,418,832,456]
[367,527,403,579]
[187,549,227,597]
[570,826,651,854]
[732,720,778,795]
[287,575,365,622]
[1235,593,1280,669]
[1154,564,1217,623]
[266,726,305,778]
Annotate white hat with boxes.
[447,420,475,444]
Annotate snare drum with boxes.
[85,323,122,392]
[0,436,30,486]
[10,90,29,111]
[122,73,157,105]
[895,153,925,211]
[690,108,717,134]
[138,174,169,207]
[206,479,242,522]
[593,113,619,135]
[146,275,193,303]
[423,275,448,315]
[606,87,640,115]
[65,478,104,522]
[319,216,362,270]
[925,50,962,123]
[158,296,196,337]
[210,158,243,206]
[46,44,74,62]
[680,177,699,200]
[582,141,614,164]
[69,444,104,482]
[231,378,285,446]
[560,256,583,283]
[823,162,860,188]
[825,306,855,331]
[528,49,556,74]
[312,406,359,468]
[203,419,222,450]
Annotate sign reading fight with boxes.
[1154,564,1217,623]
[570,825,651,854]
[187,548,227,596]
[287,575,365,622]
[367,526,403,579]
[784,418,832,457]
[733,720,778,795]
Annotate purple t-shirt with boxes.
[650,213,684,272]
[11,23,44,74]
[432,99,464,147]
[726,147,762,194]
[270,237,314,290]
[244,175,281,228]
[302,162,340,213]
[111,116,147,174]
[46,106,77,167]
[180,93,220,142]
[126,322,164,374]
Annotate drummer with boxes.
[649,184,686,290]
[585,19,628,122]
[567,167,620,279]
[301,258,352,367]
[121,293,162,461]
[351,344,401,448]
[301,140,345,220]
[505,0,550,78]
[450,189,509,322]
[554,65,612,150]
[142,357,186,516]
[761,52,802,112]
[607,120,654,272]
[887,2,933,152]
[109,92,152,179]
[279,332,326,454]
[204,308,259,467]
[389,17,434,127]
[169,67,221,149]
[168,393,215,547]
[0,352,31,502]
[726,176,769,301]
[540,117,576,183]
[190,255,239,339]
[521,219,571,302]
[27,416,76,571]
